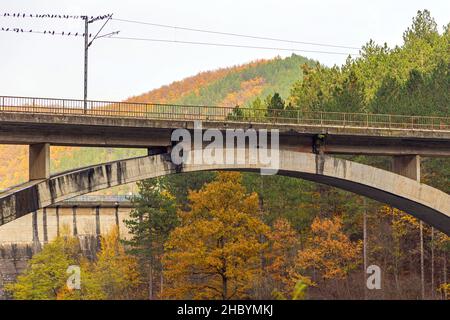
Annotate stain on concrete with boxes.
[315,153,325,175]
[105,164,112,188]
[15,186,40,219]
[72,206,78,236]
[333,157,347,178]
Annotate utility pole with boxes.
[82,14,118,114]
[84,17,89,112]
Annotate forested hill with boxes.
[127,54,315,106]
[0,54,314,190]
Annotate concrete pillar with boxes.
[392,155,420,181]
[56,206,60,237]
[392,154,425,299]
[72,206,78,236]
[29,143,50,180]
[114,205,120,236]
[32,211,41,253]
[43,208,48,244]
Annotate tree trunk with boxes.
[363,198,368,300]
[149,262,153,300]
[222,275,228,300]
[444,252,447,300]
[160,270,164,298]
[431,227,434,299]
[420,221,425,300]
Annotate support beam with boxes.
[147,146,170,156]
[29,143,50,180]
[392,155,420,181]
[392,155,425,299]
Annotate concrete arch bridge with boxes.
[0,149,449,235]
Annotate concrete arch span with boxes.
[0,150,449,235]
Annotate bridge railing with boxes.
[0,95,449,131]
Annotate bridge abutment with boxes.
[29,143,50,180]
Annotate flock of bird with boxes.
[2,13,112,21]
[0,27,93,37]
[0,12,113,37]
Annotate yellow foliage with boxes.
[163,172,269,300]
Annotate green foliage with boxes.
[5,233,80,300]
[175,54,315,106]
[272,280,308,300]
[289,10,449,116]
[125,178,179,263]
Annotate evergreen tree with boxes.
[124,178,179,299]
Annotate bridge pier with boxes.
[29,143,50,180]
[392,155,420,181]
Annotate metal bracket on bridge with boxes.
[312,134,327,155]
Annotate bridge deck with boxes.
[0,96,449,155]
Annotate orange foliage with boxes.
[126,60,269,104]
[266,218,302,296]
[0,145,75,190]
[221,77,266,107]
[296,216,362,282]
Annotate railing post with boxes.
[366,113,369,127]
[320,112,323,126]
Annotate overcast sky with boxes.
[0,0,448,101]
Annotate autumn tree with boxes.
[85,227,142,300]
[295,216,362,289]
[163,172,269,300]
[266,218,303,298]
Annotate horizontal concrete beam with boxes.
[1,114,449,156]
[0,150,449,235]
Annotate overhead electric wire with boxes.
[112,17,361,50]
[105,35,358,56]
[0,13,359,55]
[0,27,92,37]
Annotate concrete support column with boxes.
[72,206,78,236]
[29,143,50,180]
[392,155,420,181]
[392,154,425,299]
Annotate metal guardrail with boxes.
[67,195,131,203]
[0,95,448,131]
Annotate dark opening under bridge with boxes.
[0,96,449,234]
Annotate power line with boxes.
[112,17,361,50]
[104,35,357,56]
[1,27,92,37]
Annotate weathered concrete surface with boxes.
[0,198,133,245]
[29,143,50,180]
[1,112,449,156]
[0,149,449,234]
[392,155,421,181]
